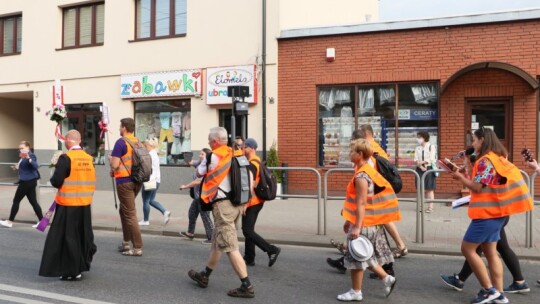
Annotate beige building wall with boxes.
[0,0,377,152]
[280,0,379,29]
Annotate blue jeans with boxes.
[141,183,166,221]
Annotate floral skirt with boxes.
[344,225,395,271]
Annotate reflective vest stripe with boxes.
[114,135,138,179]
[469,193,532,209]
[56,150,96,207]
[469,152,533,219]
[342,164,401,226]
[62,181,97,186]
[57,191,95,197]
[200,145,233,204]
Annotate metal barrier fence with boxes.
[420,168,535,247]
[268,167,323,235]
[323,168,422,241]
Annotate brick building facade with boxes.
[277,10,540,195]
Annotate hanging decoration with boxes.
[46,80,67,142]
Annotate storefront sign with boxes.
[399,109,437,120]
[120,70,202,99]
[206,65,257,105]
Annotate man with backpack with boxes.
[188,127,255,298]
[109,118,144,256]
[241,138,281,267]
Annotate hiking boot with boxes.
[327,257,346,274]
[440,273,464,291]
[227,285,255,298]
[503,281,530,294]
[188,270,208,288]
[268,246,281,267]
[470,288,500,304]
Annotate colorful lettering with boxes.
[143,76,154,95]
[132,81,141,94]
[155,81,166,94]
[183,74,194,92]
[167,80,181,92]
[121,84,132,95]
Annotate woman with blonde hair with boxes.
[336,139,397,301]
[139,138,170,226]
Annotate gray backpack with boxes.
[122,137,152,183]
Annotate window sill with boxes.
[129,34,186,43]
[0,52,21,57]
[56,43,104,51]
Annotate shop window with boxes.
[392,83,439,168]
[135,100,191,166]
[135,0,187,40]
[0,14,22,55]
[318,83,438,168]
[62,2,105,48]
[62,103,104,164]
[318,86,355,167]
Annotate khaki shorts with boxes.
[211,200,242,252]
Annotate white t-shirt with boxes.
[197,150,231,199]
[414,143,437,166]
[149,150,161,183]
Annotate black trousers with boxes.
[242,203,274,262]
[9,179,43,221]
[458,216,523,282]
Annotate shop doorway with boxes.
[219,109,248,146]
[63,103,103,162]
[465,98,512,159]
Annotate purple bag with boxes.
[36,201,56,232]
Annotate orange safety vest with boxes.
[342,164,401,226]
[56,150,96,206]
[368,139,388,170]
[200,145,233,204]
[114,134,138,179]
[247,155,263,208]
[469,152,533,219]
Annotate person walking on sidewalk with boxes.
[39,130,97,280]
[0,141,43,228]
[109,118,143,256]
[179,148,214,244]
[139,138,171,226]
[187,127,255,298]
[414,131,438,213]
[336,139,397,302]
[241,138,281,267]
[449,127,533,304]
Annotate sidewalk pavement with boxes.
[2,185,540,260]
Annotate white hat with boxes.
[348,235,374,262]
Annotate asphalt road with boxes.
[1,227,539,304]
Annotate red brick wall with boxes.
[278,20,540,195]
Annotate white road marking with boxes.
[0,294,53,304]
[0,283,116,304]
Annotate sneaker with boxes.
[268,246,281,267]
[180,231,194,240]
[201,239,212,245]
[489,293,509,304]
[470,288,500,304]
[337,289,363,301]
[440,273,464,291]
[32,222,39,228]
[0,220,13,228]
[327,257,346,274]
[138,220,149,226]
[503,281,530,294]
[163,211,171,225]
[187,270,208,288]
[227,285,255,298]
[383,275,397,298]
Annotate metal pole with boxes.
[261,0,267,160]
[231,91,236,146]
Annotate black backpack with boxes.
[228,154,252,205]
[122,137,152,183]
[373,153,402,193]
[252,159,277,201]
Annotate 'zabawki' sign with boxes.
[206,65,257,105]
[120,70,202,98]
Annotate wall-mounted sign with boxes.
[399,109,437,120]
[206,65,257,105]
[120,70,202,99]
